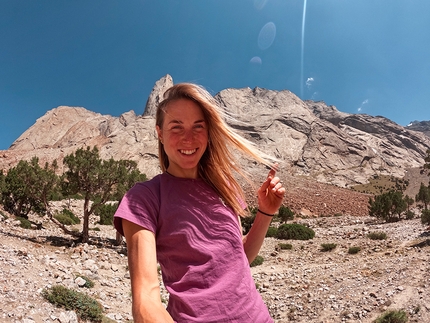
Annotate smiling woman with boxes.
[113,82,285,323]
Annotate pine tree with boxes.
[416,183,430,211]
[62,146,146,243]
[1,158,58,218]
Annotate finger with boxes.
[260,164,280,195]
[272,181,283,191]
[266,169,276,182]
[270,177,281,187]
[258,176,272,193]
[270,186,286,199]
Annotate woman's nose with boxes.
[182,129,194,142]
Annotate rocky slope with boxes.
[1,201,429,323]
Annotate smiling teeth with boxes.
[181,149,196,155]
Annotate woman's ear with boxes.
[156,125,163,144]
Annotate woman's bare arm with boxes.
[122,219,175,323]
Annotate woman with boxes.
[114,83,285,322]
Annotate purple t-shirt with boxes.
[114,173,273,323]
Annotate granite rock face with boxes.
[1,74,429,191]
[215,87,430,187]
[143,74,173,117]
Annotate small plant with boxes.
[16,216,32,229]
[54,213,75,225]
[421,209,430,226]
[42,285,103,322]
[348,246,361,254]
[405,210,414,220]
[250,255,264,267]
[367,231,387,240]
[373,309,408,323]
[278,243,292,250]
[266,226,278,238]
[54,209,80,225]
[242,208,257,235]
[62,208,80,223]
[276,223,315,240]
[321,243,337,252]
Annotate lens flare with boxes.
[258,22,276,50]
[254,0,268,10]
[300,0,308,99]
[250,56,262,65]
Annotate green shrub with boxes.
[276,223,315,240]
[95,202,118,225]
[373,309,408,323]
[250,255,264,267]
[76,274,95,288]
[321,243,337,252]
[278,243,293,250]
[421,209,430,226]
[16,217,32,229]
[266,226,278,238]
[54,213,75,225]
[367,231,387,240]
[42,285,103,322]
[242,207,257,235]
[54,209,80,225]
[278,205,294,223]
[62,208,80,224]
[348,246,361,254]
[405,210,414,220]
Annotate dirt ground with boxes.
[0,200,429,323]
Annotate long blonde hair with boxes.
[156,83,276,216]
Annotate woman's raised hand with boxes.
[257,165,285,215]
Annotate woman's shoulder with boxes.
[127,173,163,196]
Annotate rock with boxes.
[143,74,173,117]
[75,277,87,287]
[58,311,78,323]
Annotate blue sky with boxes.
[1,0,429,150]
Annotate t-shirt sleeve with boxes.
[114,181,159,237]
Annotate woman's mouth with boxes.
[180,149,197,155]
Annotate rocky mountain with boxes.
[406,120,430,138]
[1,74,429,216]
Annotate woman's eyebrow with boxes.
[167,119,206,125]
[167,119,182,125]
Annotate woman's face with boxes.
[156,98,208,178]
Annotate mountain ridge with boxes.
[1,74,429,216]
